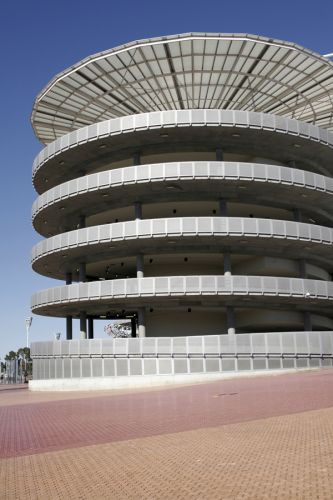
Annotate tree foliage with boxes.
[4,348,31,361]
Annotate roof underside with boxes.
[31,33,333,144]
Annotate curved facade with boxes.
[30,33,333,385]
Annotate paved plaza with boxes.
[1,370,333,499]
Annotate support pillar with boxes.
[134,201,142,220]
[293,208,301,223]
[136,254,144,278]
[88,317,94,339]
[78,215,86,229]
[138,308,146,338]
[65,272,73,340]
[79,262,86,282]
[220,198,231,276]
[304,311,312,331]
[80,311,87,339]
[219,198,227,217]
[131,317,137,338]
[133,152,141,165]
[66,316,73,340]
[216,148,224,161]
[299,259,306,279]
[224,253,231,276]
[226,306,236,335]
[294,210,307,279]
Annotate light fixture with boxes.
[293,143,301,148]
[59,160,65,165]
[232,133,241,138]
[160,132,169,138]
[99,144,106,149]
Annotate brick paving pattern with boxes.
[1,370,333,499]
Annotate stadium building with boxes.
[30,33,333,389]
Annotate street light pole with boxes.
[25,317,33,348]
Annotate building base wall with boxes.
[30,332,333,390]
[29,367,327,392]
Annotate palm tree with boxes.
[17,348,31,382]
[4,351,17,361]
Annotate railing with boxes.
[31,276,333,310]
[29,332,333,381]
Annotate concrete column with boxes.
[133,152,141,165]
[65,272,72,285]
[136,254,144,278]
[131,317,137,337]
[299,259,306,279]
[138,308,146,338]
[304,311,312,331]
[219,199,230,276]
[216,148,224,161]
[79,262,86,282]
[80,311,87,339]
[224,253,232,276]
[78,215,86,229]
[226,306,236,335]
[88,317,94,339]
[293,208,301,222]
[66,316,73,340]
[134,201,142,220]
[219,198,227,217]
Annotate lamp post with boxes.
[25,317,32,348]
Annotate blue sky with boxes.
[1,0,332,358]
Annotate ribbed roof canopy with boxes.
[31,33,333,144]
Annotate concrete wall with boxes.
[30,331,333,386]
[146,310,227,337]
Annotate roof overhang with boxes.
[31,33,333,144]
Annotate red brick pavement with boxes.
[1,369,333,459]
[0,384,27,391]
